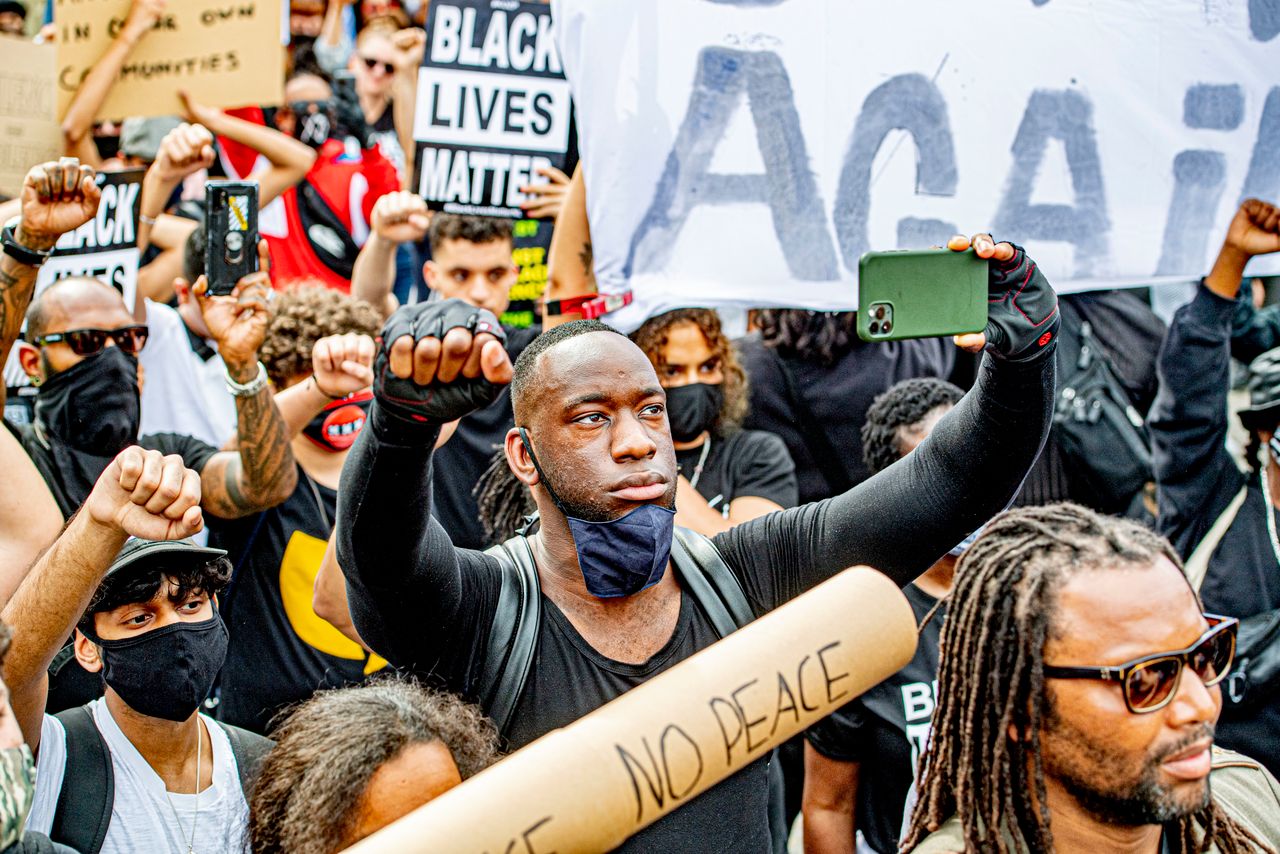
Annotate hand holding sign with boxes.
[519,166,571,220]
[120,0,168,46]
[949,234,1059,363]
[17,159,101,253]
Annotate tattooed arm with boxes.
[0,160,102,408]
[543,162,595,330]
[190,241,298,518]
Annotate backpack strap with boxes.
[1185,485,1248,591]
[479,536,541,737]
[671,527,754,636]
[216,721,274,796]
[50,706,113,854]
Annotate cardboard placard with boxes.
[0,40,62,198]
[412,0,577,218]
[55,0,284,121]
[346,567,918,853]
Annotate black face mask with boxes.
[290,100,335,148]
[91,613,229,722]
[36,346,140,454]
[664,382,723,443]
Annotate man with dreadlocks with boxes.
[903,503,1280,854]
[337,233,1058,851]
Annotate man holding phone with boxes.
[335,232,1059,850]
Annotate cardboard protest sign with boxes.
[0,40,63,198]
[346,567,917,853]
[55,0,284,121]
[412,0,576,218]
[553,0,1280,330]
[3,169,144,418]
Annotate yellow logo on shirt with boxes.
[279,530,388,675]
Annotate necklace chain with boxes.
[164,719,201,854]
[682,437,712,491]
[1261,468,1280,570]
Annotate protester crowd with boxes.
[0,0,1276,852]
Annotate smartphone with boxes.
[205,181,259,296]
[857,248,988,342]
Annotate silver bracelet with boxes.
[139,213,158,226]
[225,361,268,397]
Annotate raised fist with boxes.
[1224,198,1280,259]
[16,159,101,252]
[152,122,216,185]
[372,191,430,245]
[374,299,512,428]
[313,332,376,399]
[948,234,1059,363]
[86,447,204,541]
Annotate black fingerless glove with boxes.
[373,299,507,430]
[983,244,1060,363]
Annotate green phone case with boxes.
[856,248,988,342]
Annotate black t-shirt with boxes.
[339,351,1054,852]
[806,585,944,854]
[4,420,219,519]
[737,333,954,504]
[675,429,798,512]
[209,466,386,734]
[431,326,537,549]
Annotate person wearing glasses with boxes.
[1,160,298,524]
[1147,198,1280,779]
[901,503,1280,854]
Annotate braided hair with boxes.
[901,503,1274,854]
[474,449,534,547]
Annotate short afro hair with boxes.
[428,214,513,255]
[510,319,626,424]
[259,286,383,388]
[861,377,964,475]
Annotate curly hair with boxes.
[77,557,233,637]
[754,309,859,366]
[629,308,748,437]
[249,678,500,854]
[259,286,382,388]
[902,503,1274,854]
[860,378,964,476]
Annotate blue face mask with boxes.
[519,428,675,598]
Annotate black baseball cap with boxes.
[105,537,227,580]
[0,2,26,18]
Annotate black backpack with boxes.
[48,706,273,854]
[479,527,789,853]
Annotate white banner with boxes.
[553,0,1280,330]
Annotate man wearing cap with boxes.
[0,2,26,37]
[1149,197,1280,774]
[0,445,271,854]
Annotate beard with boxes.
[1043,701,1213,826]
[538,450,677,523]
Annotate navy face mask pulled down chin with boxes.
[88,613,229,722]
[518,428,675,599]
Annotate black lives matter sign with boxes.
[412,0,575,218]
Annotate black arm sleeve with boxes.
[335,407,500,694]
[1149,285,1248,559]
[712,351,1055,613]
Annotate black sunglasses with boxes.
[32,325,150,356]
[1044,614,1238,714]
[361,56,395,75]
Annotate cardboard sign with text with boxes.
[0,40,62,198]
[413,0,577,218]
[55,0,284,121]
